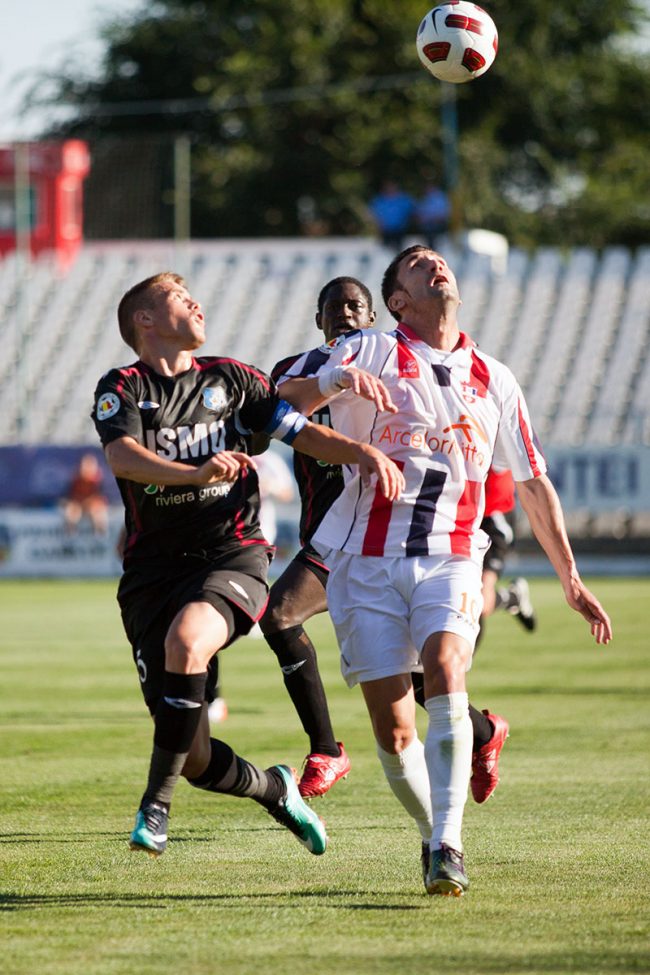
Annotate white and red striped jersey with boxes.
[279,324,546,565]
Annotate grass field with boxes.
[1,577,649,975]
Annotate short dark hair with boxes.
[317,276,373,315]
[381,244,429,321]
[117,272,185,352]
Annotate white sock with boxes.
[424,692,472,852]
[376,735,433,841]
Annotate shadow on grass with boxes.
[0,891,422,911]
[0,823,403,844]
[2,894,648,972]
[0,833,130,844]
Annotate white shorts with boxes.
[325,552,483,688]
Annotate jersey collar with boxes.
[136,357,198,379]
[396,323,475,352]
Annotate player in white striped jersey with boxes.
[279,245,612,896]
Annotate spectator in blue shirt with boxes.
[416,182,451,249]
[368,181,416,251]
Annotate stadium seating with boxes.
[500,247,562,391]
[599,246,650,445]
[524,247,597,443]
[463,248,528,358]
[0,238,648,449]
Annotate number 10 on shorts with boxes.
[459,591,481,624]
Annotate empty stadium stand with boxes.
[1,238,649,450]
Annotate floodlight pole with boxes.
[173,134,191,275]
[441,83,461,238]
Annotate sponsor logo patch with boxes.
[442,414,488,444]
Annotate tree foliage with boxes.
[31,0,650,246]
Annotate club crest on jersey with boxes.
[461,381,481,404]
[96,392,120,420]
[202,386,228,412]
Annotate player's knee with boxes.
[446,643,471,674]
[259,594,302,634]
[258,600,282,634]
[422,639,471,694]
[164,633,206,673]
[375,722,415,755]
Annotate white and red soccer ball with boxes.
[416,2,498,84]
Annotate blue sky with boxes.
[0,0,143,140]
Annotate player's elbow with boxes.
[104,438,136,478]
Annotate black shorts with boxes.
[294,542,330,589]
[481,512,515,576]
[118,544,272,712]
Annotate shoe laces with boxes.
[438,843,464,868]
[142,802,168,830]
[475,745,497,768]
[267,770,296,824]
[268,797,301,838]
[303,753,328,771]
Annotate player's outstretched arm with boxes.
[279,367,398,416]
[105,436,256,487]
[516,474,612,645]
[292,423,404,501]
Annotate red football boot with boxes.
[298,743,351,799]
[471,711,509,803]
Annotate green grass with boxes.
[1,577,649,975]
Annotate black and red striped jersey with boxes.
[92,356,282,561]
[272,351,345,546]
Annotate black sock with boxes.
[266,625,339,757]
[187,738,285,809]
[410,672,493,752]
[143,671,207,807]
[412,671,426,709]
[469,705,493,750]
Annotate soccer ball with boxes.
[416,2,498,84]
